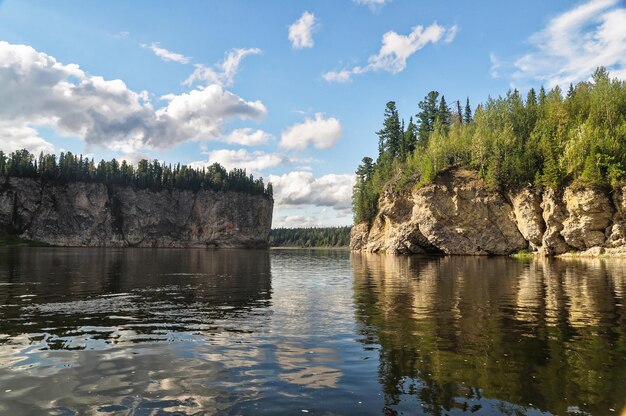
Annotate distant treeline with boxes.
[354,67,626,224]
[0,149,272,196]
[270,227,351,247]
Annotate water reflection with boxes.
[0,247,273,415]
[1,247,625,415]
[351,253,626,416]
[0,247,272,346]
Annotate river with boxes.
[0,247,624,415]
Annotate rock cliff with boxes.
[351,169,626,256]
[0,177,273,248]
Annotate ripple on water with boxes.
[0,248,623,415]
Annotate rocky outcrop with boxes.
[0,177,273,248]
[351,169,626,256]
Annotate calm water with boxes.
[0,248,624,415]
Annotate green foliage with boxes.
[270,227,351,247]
[352,67,626,224]
[0,150,273,197]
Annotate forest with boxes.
[0,149,272,197]
[353,67,626,224]
[270,227,351,247]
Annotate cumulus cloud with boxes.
[288,11,316,49]
[323,23,458,82]
[191,149,285,174]
[502,0,626,87]
[224,128,273,146]
[184,48,261,87]
[143,42,191,64]
[273,215,327,228]
[268,171,355,209]
[189,148,313,176]
[0,121,55,154]
[0,41,266,154]
[279,113,341,151]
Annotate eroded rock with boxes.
[0,178,273,248]
[352,169,626,256]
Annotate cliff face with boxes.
[0,177,273,248]
[351,169,626,256]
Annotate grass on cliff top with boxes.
[0,233,51,247]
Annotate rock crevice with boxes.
[350,169,626,256]
[0,177,273,248]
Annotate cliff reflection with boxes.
[351,253,626,415]
[0,247,272,349]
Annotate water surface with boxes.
[0,248,624,415]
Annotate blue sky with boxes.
[1,0,625,227]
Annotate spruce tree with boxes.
[376,101,402,160]
[437,95,451,126]
[416,91,440,145]
[463,97,472,123]
[404,116,417,156]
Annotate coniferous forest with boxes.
[270,227,351,247]
[352,68,626,225]
[0,149,272,197]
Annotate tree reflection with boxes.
[351,253,626,415]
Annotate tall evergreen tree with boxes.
[538,86,547,105]
[403,116,417,156]
[463,97,472,123]
[376,101,402,160]
[437,95,451,126]
[416,91,440,145]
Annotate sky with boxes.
[0,0,625,227]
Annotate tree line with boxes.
[0,149,273,197]
[270,227,351,247]
[353,67,626,224]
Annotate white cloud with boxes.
[273,215,326,228]
[322,70,353,83]
[0,121,55,154]
[189,148,314,176]
[445,25,459,43]
[509,0,626,87]
[224,128,273,146]
[288,11,316,49]
[144,42,191,64]
[323,23,457,82]
[0,41,266,154]
[157,86,267,143]
[191,149,285,174]
[268,171,355,209]
[489,52,503,78]
[280,113,341,151]
[353,0,390,12]
[184,48,261,87]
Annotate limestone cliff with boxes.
[0,177,273,248]
[351,169,626,256]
